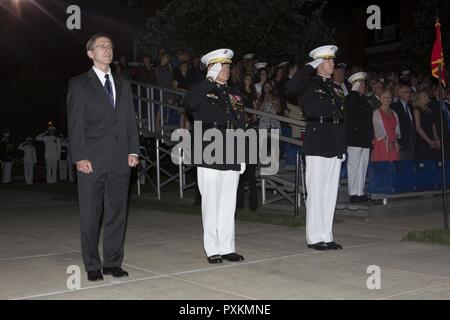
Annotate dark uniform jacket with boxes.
[66,69,140,174]
[345,91,374,149]
[286,65,346,158]
[184,79,246,171]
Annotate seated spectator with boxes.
[134,55,155,84]
[413,90,440,160]
[255,67,268,99]
[115,55,134,80]
[371,90,401,162]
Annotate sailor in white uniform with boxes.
[36,127,61,183]
[18,137,37,184]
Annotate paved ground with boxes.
[1,186,450,300]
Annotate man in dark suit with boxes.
[67,34,140,281]
[391,85,415,160]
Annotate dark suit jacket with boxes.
[391,100,415,151]
[67,68,140,174]
[344,91,374,149]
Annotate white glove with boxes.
[206,63,222,82]
[341,154,346,162]
[240,163,246,175]
[307,58,324,69]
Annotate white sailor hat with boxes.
[348,72,367,84]
[243,53,255,60]
[309,45,338,60]
[201,48,234,66]
[254,62,268,70]
[278,61,289,67]
[400,70,411,78]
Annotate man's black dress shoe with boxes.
[207,255,223,264]
[102,267,129,277]
[221,253,245,262]
[349,195,360,203]
[359,195,372,202]
[326,242,343,250]
[87,270,104,281]
[307,242,329,251]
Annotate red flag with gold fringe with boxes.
[431,19,447,86]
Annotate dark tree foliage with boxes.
[139,0,334,64]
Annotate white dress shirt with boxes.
[92,66,116,105]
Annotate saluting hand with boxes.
[128,155,139,167]
[76,160,93,174]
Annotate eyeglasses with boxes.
[94,44,114,51]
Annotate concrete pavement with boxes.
[1,188,450,300]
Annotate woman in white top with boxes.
[254,68,268,99]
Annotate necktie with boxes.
[404,103,412,124]
[104,74,115,108]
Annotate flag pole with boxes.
[438,63,449,230]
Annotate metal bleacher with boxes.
[130,80,307,216]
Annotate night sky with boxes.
[0,0,407,81]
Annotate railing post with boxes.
[151,88,155,133]
[146,87,151,133]
[137,85,143,130]
[295,150,299,218]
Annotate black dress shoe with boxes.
[207,255,223,264]
[102,266,129,277]
[87,269,104,281]
[307,242,329,251]
[326,242,343,250]
[349,195,360,203]
[221,253,245,262]
[359,195,372,202]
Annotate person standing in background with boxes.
[18,137,37,184]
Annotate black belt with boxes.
[306,116,344,124]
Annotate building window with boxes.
[374,25,399,44]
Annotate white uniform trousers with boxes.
[1,161,12,183]
[305,156,342,244]
[59,160,68,181]
[347,147,370,196]
[45,158,58,183]
[24,163,34,184]
[197,167,240,257]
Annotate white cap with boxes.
[309,45,338,60]
[243,53,255,60]
[201,48,234,66]
[254,62,268,70]
[348,72,367,84]
[400,70,411,78]
[278,61,289,67]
